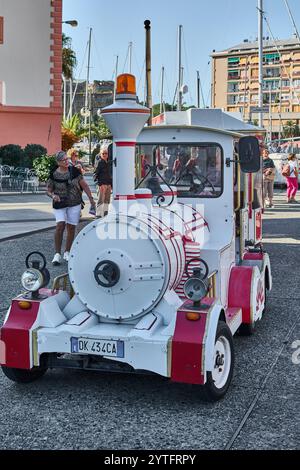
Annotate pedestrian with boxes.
[91,144,100,167]
[47,151,96,265]
[94,145,112,217]
[283,153,299,203]
[68,148,84,174]
[262,148,276,208]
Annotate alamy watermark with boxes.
[291,340,300,365]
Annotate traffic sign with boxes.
[250,106,269,113]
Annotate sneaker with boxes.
[52,253,61,265]
[63,251,70,262]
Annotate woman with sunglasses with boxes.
[47,151,96,265]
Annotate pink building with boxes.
[0,0,62,155]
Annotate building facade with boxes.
[64,80,114,119]
[211,37,300,139]
[0,0,62,154]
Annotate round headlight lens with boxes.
[183,277,209,301]
[21,268,43,292]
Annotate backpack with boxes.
[281,164,290,178]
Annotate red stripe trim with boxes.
[101,108,149,114]
[135,194,152,199]
[116,141,136,147]
[114,195,136,200]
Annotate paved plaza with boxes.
[0,189,299,450]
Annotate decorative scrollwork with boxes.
[135,163,174,207]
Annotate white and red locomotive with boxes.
[0,74,272,400]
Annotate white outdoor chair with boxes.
[21,170,39,193]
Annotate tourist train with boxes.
[0,74,272,400]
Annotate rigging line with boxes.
[224,312,300,450]
[122,44,130,73]
[91,29,105,77]
[67,40,89,120]
[263,11,300,105]
[132,47,143,81]
[202,60,211,107]
[136,59,145,98]
[164,68,173,104]
[283,0,300,44]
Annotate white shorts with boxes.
[53,204,81,226]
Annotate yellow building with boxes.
[211,37,300,138]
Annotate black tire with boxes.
[202,321,234,401]
[1,365,47,383]
[238,321,255,336]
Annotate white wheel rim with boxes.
[211,335,231,389]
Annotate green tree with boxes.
[62,33,77,80]
[283,120,300,138]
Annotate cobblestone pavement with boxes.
[0,192,299,450]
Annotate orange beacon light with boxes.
[116,74,136,96]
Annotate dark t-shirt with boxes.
[48,166,83,208]
[94,158,112,186]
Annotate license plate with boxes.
[70,337,124,358]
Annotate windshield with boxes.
[135,144,223,197]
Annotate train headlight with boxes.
[183,277,209,302]
[21,268,44,292]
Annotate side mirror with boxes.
[238,136,261,173]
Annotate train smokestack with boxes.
[101,74,150,201]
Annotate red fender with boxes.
[0,300,40,369]
[228,267,254,324]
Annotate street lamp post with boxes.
[62,20,78,27]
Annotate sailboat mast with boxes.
[114,55,119,101]
[197,71,200,108]
[177,25,183,111]
[258,0,264,128]
[84,27,92,128]
[160,66,165,114]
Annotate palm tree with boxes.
[283,120,300,138]
[62,33,77,80]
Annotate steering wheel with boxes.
[192,173,216,195]
[25,251,47,270]
[94,260,120,288]
[185,258,209,280]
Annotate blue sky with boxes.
[63,0,300,107]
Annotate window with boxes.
[264,67,280,78]
[282,79,290,87]
[263,53,280,64]
[238,95,248,103]
[0,17,3,44]
[263,92,280,104]
[293,79,300,87]
[228,70,240,79]
[228,82,239,92]
[263,80,280,90]
[227,94,238,104]
[135,144,223,198]
[228,57,240,66]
